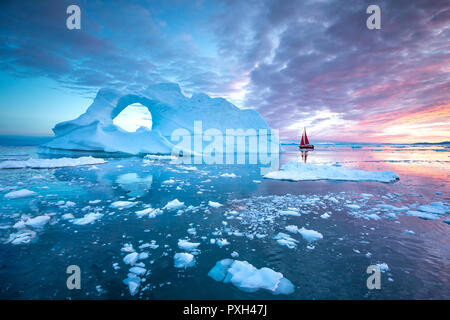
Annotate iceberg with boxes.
[40,83,275,155]
[264,162,399,183]
[208,259,294,295]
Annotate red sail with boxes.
[300,132,305,146]
[304,129,310,145]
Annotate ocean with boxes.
[0,138,449,299]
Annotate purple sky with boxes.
[0,0,448,142]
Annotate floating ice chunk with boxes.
[4,189,37,199]
[121,243,135,253]
[279,210,301,216]
[123,275,140,296]
[208,201,223,208]
[174,252,196,268]
[62,213,74,220]
[144,154,177,160]
[138,252,149,260]
[72,213,103,225]
[178,239,200,251]
[110,201,137,209]
[208,259,294,295]
[220,173,237,178]
[129,266,147,276]
[231,251,239,258]
[417,202,448,215]
[0,156,106,169]
[7,229,36,245]
[377,204,409,211]
[285,225,299,234]
[274,232,298,249]
[365,213,381,220]
[376,263,389,272]
[347,204,360,210]
[135,207,163,218]
[164,199,185,210]
[264,162,399,183]
[320,213,330,219]
[328,197,339,204]
[406,210,439,220]
[25,215,50,229]
[123,252,139,265]
[89,200,102,204]
[297,227,323,242]
[215,238,230,248]
[404,230,415,235]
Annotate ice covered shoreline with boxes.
[264,161,399,183]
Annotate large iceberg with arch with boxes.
[41,83,277,156]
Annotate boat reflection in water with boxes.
[300,150,309,163]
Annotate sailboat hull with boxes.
[299,145,314,150]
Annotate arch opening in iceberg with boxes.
[112,103,152,133]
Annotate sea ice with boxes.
[123,252,139,265]
[264,162,399,183]
[4,189,37,199]
[208,201,223,208]
[25,215,51,229]
[174,252,196,268]
[297,227,323,242]
[208,259,294,295]
[406,210,439,220]
[110,201,137,209]
[0,156,106,169]
[178,239,200,251]
[164,199,185,210]
[72,213,104,225]
[417,202,448,215]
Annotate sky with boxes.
[0,0,448,142]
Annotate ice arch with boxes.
[112,103,152,132]
[42,83,276,155]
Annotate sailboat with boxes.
[299,127,314,150]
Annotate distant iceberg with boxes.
[41,83,275,156]
[264,161,399,183]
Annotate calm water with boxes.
[0,143,449,299]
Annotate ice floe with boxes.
[178,239,200,251]
[164,199,185,210]
[208,259,294,295]
[72,213,104,225]
[0,156,106,169]
[110,201,137,209]
[174,252,196,268]
[264,162,399,183]
[4,189,37,199]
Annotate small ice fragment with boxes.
[174,252,196,268]
[163,199,185,211]
[208,201,222,208]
